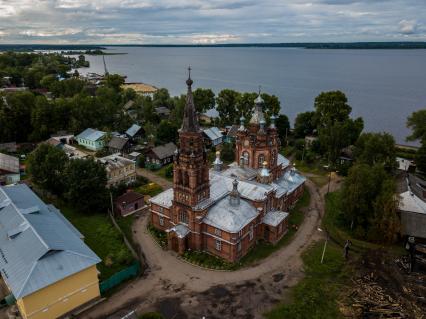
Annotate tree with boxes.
[314,91,352,126]
[27,143,68,194]
[221,142,236,163]
[216,89,240,125]
[236,92,256,122]
[63,158,108,213]
[416,140,426,173]
[104,74,125,92]
[193,88,215,114]
[275,114,290,142]
[294,111,316,138]
[406,109,426,141]
[261,93,280,120]
[156,120,178,143]
[370,179,400,243]
[355,132,396,170]
[153,88,172,108]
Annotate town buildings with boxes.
[114,191,145,217]
[203,127,223,148]
[76,128,106,151]
[145,142,177,168]
[0,184,101,319]
[98,153,137,188]
[149,73,305,262]
[0,153,20,185]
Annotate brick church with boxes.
[150,70,306,262]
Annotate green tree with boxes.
[355,132,396,170]
[27,143,68,194]
[416,140,426,173]
[275,114,290,142]
[314,91,352,125]
[294,111,316,138]
[221,142,236,163]
[406,109,426,141]
[261,93,280,119]
[216,89,240,125]
[104,74,125,92]
[193,88,215,114]
[156,120,178,143]
[63,158,108,213]
[152,88,172,108]
[236,92,256,122]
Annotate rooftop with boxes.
[203,127,223,141]
[263,210,289,227]
[0,184,100,299]
[126,124,142,138]
[98,153,135,172]
[122,83,158,94]
[108,136,129,150]
[76,128,105,142]
[115,191,144,205]
[150,142,177,160]
[0,152,19,174]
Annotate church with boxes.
[149,71,306,262]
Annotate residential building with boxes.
[123,100,138,120]
[44,138,87,160]
[114,191,145,217]
[108,136,130,154]
[224,125,238,143]
[121,83,158,97]
[98,154,137,187]
[203,127,223,148]
[0,184,101,319]
[76,128,106,151]
[145,142,177,168]
[155,106,171,118]
[304,135,318,149]
[149,74,305,262]
[0,142,17,153]
[125,124,144,142]
[0,153,20,185]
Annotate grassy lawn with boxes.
[148,223,168,248]
[58,203,134,280]
[294,159,328,176]
[135,182,164,197]
[265,240,349,319]
[238,188,310,267]
[153,164,173,182]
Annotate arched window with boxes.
[242,151,249,166]
[258,154,265,168]
[183,172,189,187]
[271,150,276,165]
[179,210,189,224]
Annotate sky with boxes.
[0,0,425,44]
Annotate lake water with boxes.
[81,47,426,145]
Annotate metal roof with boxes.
[204,195,258,233]
[0,153,19,174]
[98,154,135,173]
[168,224,190,239]
[150,142,177,160]
[126,124,142,138]
[263,210,289,227]
[203,127,223,141]
[277,154,290,168]
[108,136,129,150]
[0,184,100,299]
[399,191,426,215]
[76,128,105,142]
[273,169,306,198]
[150,188,174,208]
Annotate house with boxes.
[203,127,223,148]
[0,153,20,185]
[50,132,75,145]
[76,128,106,151]
[114,191,145,217]
[155,106,171,118]
[125,124,144,142]
[0,184,101,319]
[44,137,87,160]
[397,157,416,172]
[123,100,138,120]
[149,76,305,263]
[199,114,212,124]
[98,154,137,187]
[127,152,142,161]
[339,146,355,165]
[121,83,158,97]
[145,142,177,168]
[108,136,131,154]
[224,125,238,143]
[0,142,17,153]
[304,135,318,149]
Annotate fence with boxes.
[99,260,140,294]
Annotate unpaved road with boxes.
[83,175,342,319]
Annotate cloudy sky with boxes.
[0,0,425,44]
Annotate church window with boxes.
[258,154,265,167]
[242,151,249,166]
[237,241,242,252]
[215,228,222,237]
[238,229,243,237]
[215,239,222,251]
[271,150,277,165]
[159,216,164,226]
[179,210,189,224]
[249,225,254,241]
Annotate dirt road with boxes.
[136,168,173,189]
[84,175,341,319]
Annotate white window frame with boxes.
[214,228,222,237]
[159,216,164,226]
[215,239,222,251]
[249,225,254,241]
[237,241,242,252]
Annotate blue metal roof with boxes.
[0,184,100,299]
[126,124,142,138]
[76,128,105,142]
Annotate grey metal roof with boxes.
[203,127,223,141]
[399,191,426,215]
[0,184,100,299]
[277,154,290,168]
[98,153,135,173]
[108,136,129,150]
[149,188,174,208]
[126,124,142,138]
[273,169,306,198]
[204,195,258,233]
[0,153,19,174]
[168,224,190,238]
[263,210,289,227]
[155,106,171,116]
[76,128,105,142]
[150,142,177,160]
[221,162,258,181]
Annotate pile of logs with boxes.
[350,273,405,318]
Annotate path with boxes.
[137,168,173,189]
[83,174,342,319]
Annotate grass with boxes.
[58,203,134,280]
[148,223,168,248]
[310,175,329,187]
[265,240,349,319]
[116,215,137,249]
[182,250,234,270]
[135,182,164,197]
[238,188,310,267]
[294,159,328,176]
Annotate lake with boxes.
[81,47,426,145]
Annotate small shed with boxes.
[115,191,145,217]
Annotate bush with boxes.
[164,165,173,178]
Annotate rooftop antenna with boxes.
[103,55,109,76]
